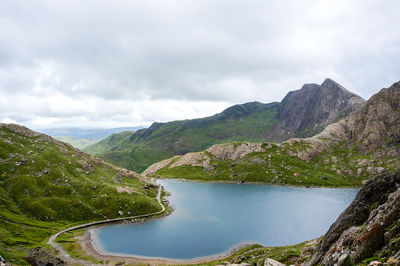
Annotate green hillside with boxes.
[0,124,161,265]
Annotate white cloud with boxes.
[0,0,399,128]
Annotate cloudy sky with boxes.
[1,0,399,129]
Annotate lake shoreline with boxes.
[80,227,251,264]
[79,179,358,264]
[154,176,361,188]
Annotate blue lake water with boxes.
[94,179,358,260]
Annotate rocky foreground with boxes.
[305,171,400,265]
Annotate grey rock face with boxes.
[277,78,365,138]
[305,172,400,266]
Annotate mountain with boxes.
[86,78,364,173]
[143,80,400,187]
[275,78,365,139]
[0,124,161,264]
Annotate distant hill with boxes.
[85,78,364,173]
[53,136,103,150]
[0,123,160,264]
[143,81,400,187]
[38,127,142,149]
[38,126,143,139]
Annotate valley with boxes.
[0,80,399,265]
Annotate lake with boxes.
[93,179,358,260]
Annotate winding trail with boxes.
[48,186,166,265]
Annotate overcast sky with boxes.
[1,0,399,129]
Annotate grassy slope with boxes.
[151,140,398,187]
[0,125,161,265]
[85,103,280,173]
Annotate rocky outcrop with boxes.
[24,247,65,266]
[206,143,265,160]
[265,258,286,266]
[143,142,266,176]
[141,156,179,176]
[305,172,400,266]
[314,81,400,150]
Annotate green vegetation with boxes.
[151,140,398,187]
[0,125,161,264]
[183,240,312,266]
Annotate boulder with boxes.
[358,159,370,167]
[376,167,385,174]
[265,258,286,266]
[357,168,363,176]
[368,261,382,266]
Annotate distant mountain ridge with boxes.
[85,78,365,172]
[38,126,143,139]
[39,127,143,149]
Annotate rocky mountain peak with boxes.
[276,78,365,138]
[321,80,400,150]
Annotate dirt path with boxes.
[47,186,165,265]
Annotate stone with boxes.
[368,261,382,266]
[357,168,363,176]
[366,166,375,173]
[358,159,370,166]
[264,258,285,266]
[376,167,385,174]
[24,247,65,266]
